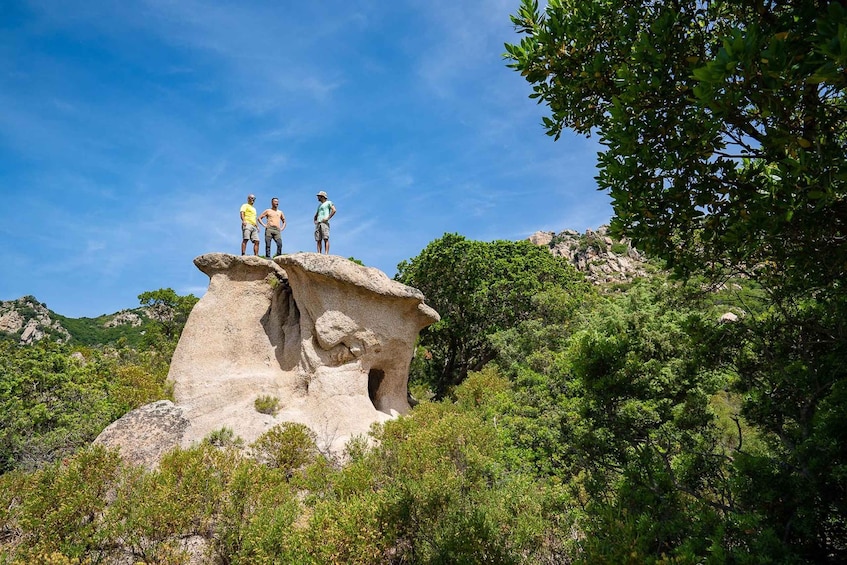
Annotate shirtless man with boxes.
[259,197,286,258]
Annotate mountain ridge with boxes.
[0,295,151,347]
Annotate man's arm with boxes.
[240,209,247,225]
[280,212,287,231]
[328,204,336,221]
[258,209,269,228]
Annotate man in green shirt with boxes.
[313,190,336,254]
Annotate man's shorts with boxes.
[314,221,330,241]
[242,223,259,242]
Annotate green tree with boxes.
[506,1,847,559]
[486,278,740,561]
[506,0,847,294]
[138,288,198,346]
[396,233,590,397]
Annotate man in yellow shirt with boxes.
[240,194,259,256]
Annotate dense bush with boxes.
[0,340,170,473]
[396,233,591,397]
[0,396,563,564]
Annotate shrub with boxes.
[204,427,244,449]
[10,446,123,561]
[610,242,628,255]
[251,423,319,475]
[253,395,279,416]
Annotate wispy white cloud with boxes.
[0,0,613,317]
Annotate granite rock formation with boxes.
[93,400,189,468]
[97,253,439,465]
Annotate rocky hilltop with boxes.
[0,296,71,345]
[529,225,651,284]
[0,297,152,346]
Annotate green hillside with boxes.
[52,312,150,348]
[3,0,846,560]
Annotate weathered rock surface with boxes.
[100,253,439,464]
[93,400,189,468]
[529,225,650,284]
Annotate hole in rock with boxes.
[368,368,386,411]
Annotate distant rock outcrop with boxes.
[103,309,144,328]
[0,296,152,346]
[529,225,650,284]
[97,253,439,465]
[0,296,70,345]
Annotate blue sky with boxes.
[0,0,612,318]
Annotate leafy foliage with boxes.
[396,233,591,397]
[506,0,847,295]
[1,394,563,564]
[507,1,847,560]
[0,341,169,473]
[715,297,847,560]
[137,288,199,350]
[250,422,318,474]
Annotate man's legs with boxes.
[316,222,330,254]
[241,239,248,255]
[274,234,283,257]
[265,231,272,258]
[247,225,258,256]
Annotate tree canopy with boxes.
[506,0,847,296]
[507,1,847,559]
[138,288,198,346]
[396,233,589,397]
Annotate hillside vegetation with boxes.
[3,0,846,561]
[2,237,837,562]
[1,289,198,349]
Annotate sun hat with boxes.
[316,190,328,198]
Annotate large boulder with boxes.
[100,253,439,463]
[93,400,189,469]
